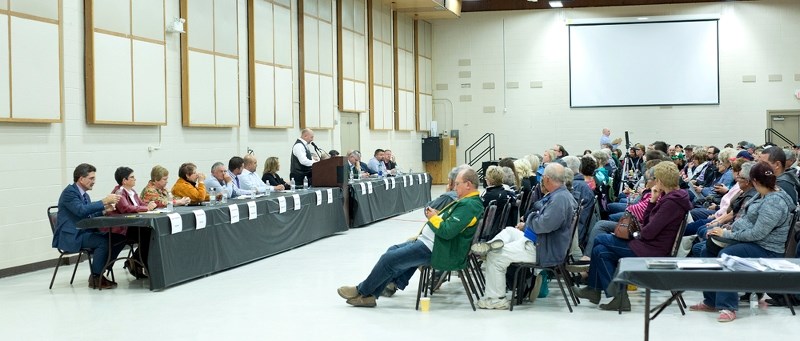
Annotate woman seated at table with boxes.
[480,166,515,240]
[575,161,692,311]
[690,161,793,323]
[140,165,191,208]
[261,157,290,190]
[171,163,209,204]
[111,167,157,279]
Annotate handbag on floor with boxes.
[613,211,641,240]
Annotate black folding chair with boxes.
[48,206,94,289]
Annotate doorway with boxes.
[340,112,361,154]
[767,111,800,147]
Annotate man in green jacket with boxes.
[337,168,484,307]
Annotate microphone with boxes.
[310,142,330,160]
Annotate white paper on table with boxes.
[327,188,334,203]
[367,182,373,194]
[278,196,287,213]
[315,190,322,205]
[424,174,428,183]
[409,175,415,186]
[247,201,258,220]
[417,174,423,184]
[390,178,396,189]
[384,179,390,190]
[359,182,366,195]
[228,204,240,224]
[193,210,207,230]
[168,213,183,234]
[292,194,301,210]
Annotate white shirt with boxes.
[204,177,233,198]
[292,139,317,167]
[418,226,435,251]
[228,170,252,197]
[238,168,275,194]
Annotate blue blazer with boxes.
[52,184,105,252]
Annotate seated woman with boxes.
[580,156,597,191]
[261,156,290,190]
[694,148,736,203]
[111,167,157,279]
[575,161,692,311]
[141,165,191,208]
[514,159,534,194]
[690,161,793,322]
[480,166,515,240]
[686,159,751,235]
[171,163,209,204]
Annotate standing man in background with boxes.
[290,128,319,188]
[599,128,621,150]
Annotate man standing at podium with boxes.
[290,128,319,188]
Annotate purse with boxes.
[613,211,641,240]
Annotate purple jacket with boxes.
[629,189,691,257]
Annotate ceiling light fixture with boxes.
[549,1,563,8]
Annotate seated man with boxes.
[53,163,125,290]
[472,163,577,309]
[346,151,370,179]
[238,154,281,193]
[384,149,398,175]
[204,162,234,199]
[425,164,471,211]
[337,168,484,307]
[367,149,387,176]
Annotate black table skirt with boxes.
[349,173,432,228]
[78,188,347,290]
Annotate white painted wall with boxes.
[0,0,425,271]
[431,0,800,163]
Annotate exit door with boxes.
[340,112,360,154]
[768,111,800,146]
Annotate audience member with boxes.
[498,158,519,189]
[481,166,516,240]
[337,169,484,307]
[576,161,691,311]
[760,147,800,204]
[426,165,471,211]
[472,163,577,309]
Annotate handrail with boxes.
[465,133,495,167]
[765,128,795,147]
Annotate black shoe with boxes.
[766,297,786,306]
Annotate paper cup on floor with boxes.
[420,297,430,312]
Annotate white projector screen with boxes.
[569,19,719,108]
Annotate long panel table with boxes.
[613,257,800,341]
[348,173,432,227]
[77,188,347,290]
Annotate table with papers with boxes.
[77,188,347,290]
[614,257,800,341]
[348,173,432,227]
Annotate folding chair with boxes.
[48,206,94,289]
[634,213,690,316]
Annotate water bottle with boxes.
[378,169,383,178]
[166,193,174,212]
[209,187,216,205]
[221,191,227,203]
[749,292,759,315]
[303,177,309,190]
[290,179,296,192]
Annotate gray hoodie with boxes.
[723,189,794,254]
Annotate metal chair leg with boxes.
[785,294,796,316]
[551,269,573,313]
[69,252,83,285]
[458,270,477,311]
[416,267,429,310]
[49,255,65,289]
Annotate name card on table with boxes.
[229,204,240,224]
[292,194,301,210]
[409,175,415,186]
[327,188,334,203]
[367,182,373,194]
[278,196,287,213]
[424,174,428,183]
[247,201,258,220]
[193,210,207,230]
[384,179,390,190]
[315,190,322,205]
[418,174,423,184]
[390,178,396,189]
[168,213,183,234]
[359,182,366,195]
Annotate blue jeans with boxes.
[357,240,432,298]
[608,212,624,222]
[79,231,126,276]
[685,218,712,236]
[585,220,616,256]
[701,242,782,310]
[587,234,636,297]
[690,208,714,222]
[607,202,627,215]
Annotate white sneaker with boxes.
[477,297,510,310]
[470,240,505,255]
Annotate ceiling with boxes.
[461,0,748,12]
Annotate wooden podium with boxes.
[424,137,457,184]
[312,156,348,187]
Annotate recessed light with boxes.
[549,1,563,8]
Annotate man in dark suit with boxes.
[52,163,125,289]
